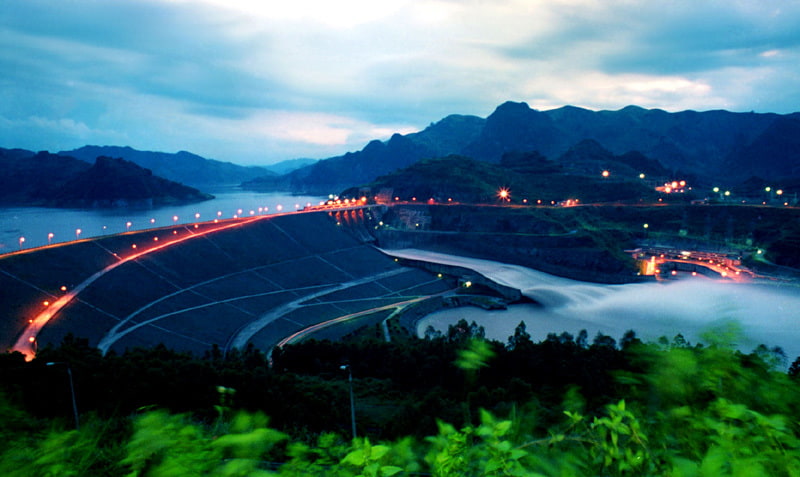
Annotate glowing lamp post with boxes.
[498,188,510,203]
[48,233,54,245]
[18,236,25,249]
[126,221,132,232]
[75,229,81,240]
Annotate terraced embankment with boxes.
[0,209,453,356]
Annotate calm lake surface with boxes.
[0,189,325,253]
[399,249,800,361]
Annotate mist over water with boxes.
[0,189,325,253]
[399,249,800,361]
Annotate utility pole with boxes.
[46,362,80,430]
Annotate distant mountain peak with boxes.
[495,100,533,112]
[242,101,800,194]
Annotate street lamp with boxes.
[126,221,132,232]
[48,232,54,245]
[19,236,25,249]
[75,228,81,240]
[497,188,510,202]
[46,362,80,430]
[340,365,357,439]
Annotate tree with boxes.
[620,330,641,350]
[592,332,617,349]
[576,329,589,349]
[424,325,442,340]
[506,321,532,350]
[789,356,800,379]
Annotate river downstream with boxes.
[388,249,800,361]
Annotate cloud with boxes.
[2,0,800,165]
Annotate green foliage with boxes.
[425,411,533,477]
[454,338,495,371]
[122,410,286,477]
[0,413,126,476]
[3,328,800,476]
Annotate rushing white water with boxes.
[390,249,800,361]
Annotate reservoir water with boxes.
[395,249,800,362]
[0,188,325,253]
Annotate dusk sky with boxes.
[2,0,799,166]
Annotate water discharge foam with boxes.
[390,249,800,361]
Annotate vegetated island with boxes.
[0,150,213,208]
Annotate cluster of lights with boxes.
[323,196,369,207]
[657,180,687,194]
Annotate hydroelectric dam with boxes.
[0,206,455,359]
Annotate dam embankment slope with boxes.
[0,209,452,355]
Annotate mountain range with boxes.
[61,146,275,188]
[0,149,212,208]
[243,102,800,194]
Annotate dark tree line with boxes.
[2,322,798,442]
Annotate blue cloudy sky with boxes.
[2,0,799,166]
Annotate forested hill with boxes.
[0,150,212,208]
[243,102,800,193]
[61,145,274,187]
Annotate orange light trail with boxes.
[12,214,270,360]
